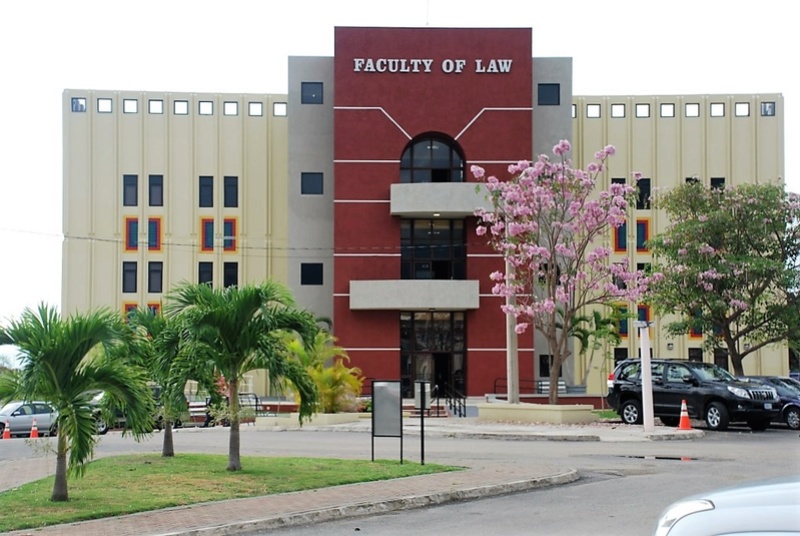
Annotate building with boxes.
[62,26,788,400]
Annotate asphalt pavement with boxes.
[1,415,704,536]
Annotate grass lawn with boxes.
[593,409,620,420]
[0,454,459,532]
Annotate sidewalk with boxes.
[2,418,703,536]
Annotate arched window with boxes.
[399,134,465,183]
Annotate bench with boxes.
[536,379,567,395]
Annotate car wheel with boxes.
[620,399,643,425]
[747,418,770,432]
[96,418,109,435]
[660,416,680,427]
[705,401,730,431]
[785,407,800,431]
[49,424,58,437]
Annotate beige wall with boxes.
[572,94,787,394]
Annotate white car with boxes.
[654,475,800,535]
[0,401,58,437]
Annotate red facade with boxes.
[333,27,535,396]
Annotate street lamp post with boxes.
[635,320,655,433]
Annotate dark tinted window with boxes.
[149,175,163,206]
[198,262,213,285]
[148,261,163,293]
[122,261,137,293]
[223,262,238,288]
[537,83,560,106]
[300,263,323,285]
[123,174,138,206]
[199,176,213,207]
[301,82,323,104]
[301,172,324,194]
[224,176,238,207]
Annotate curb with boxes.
[157,469,580,536]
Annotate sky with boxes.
[0,0,796,364]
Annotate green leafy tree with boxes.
[0,304,153,501]
[165,282,319,471]
[648,182,800,376]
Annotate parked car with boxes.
[607,359,781,431]
[653,475,800,535]
[739,376,800,430]
[90,384,183,434]
[0,401,58,437]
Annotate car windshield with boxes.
[0,402,22,415]
[775,378,800,396]
[691,363,736,382]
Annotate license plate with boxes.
[764,403,772,410]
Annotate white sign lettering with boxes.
[352,58,513,74]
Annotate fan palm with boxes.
[0,304,153,501]
[165,281,319,471]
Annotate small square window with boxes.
[660,103,675,117]
[635,103,650,118]
[97,98,112,113]
[710,103,725,117]
[248,102,263,116]
[571,104,576,118]
[273,102,288,116]
[537,83,560,106]
[685,103,700,117]
[711,177,725,190]
[123,99,138,114]
[586,104,601,118]
[223,101,238,116]
[735,102,749,117]
[174,100,189,115]
[685,176,700,185]
[301,172,324,195]
[301,82,323,104]
[71,97,86,112]
[611,104,625,118]
[301,263,323,285]
[199,101,213,115]
[149,99,164,114]
[761,102,776,116]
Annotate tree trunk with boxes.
[162,418,175,457]
[548,359,561,405]
[51,431,69,502]
[227,376,242,471]
[730,351,745,377]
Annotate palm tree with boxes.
[0,304,154,501]
[165,281,319,471]
[127,307,196,457]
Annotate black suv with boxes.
[607,359,781,431]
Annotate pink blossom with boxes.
[514,323,529,334]
[471,165,485,179]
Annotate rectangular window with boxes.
[71,97,87,112]
[97,98,112,113]
[199,101,213,115]
[223,262,238,288]
[636,219,650,252]
[148,218,162,251]
[198,262,213,285]
[248,102,263,116]
[224,176,238,207]
[571,104,576,118]
[710,102,725,117]
[660,103,675,117]
[123,174,138,206]
[125,218,138,251]
[273,102,287,116]
[614,222,627,252]
[223,101,238,116]
[537,83,560,106]
[148,261,163,293]
[711,177,725,190]
[761,102,776,116]
[637,304,650,324]
[586,103,601,118]
[735,102,750,116]
[147,303,161,315]
[300,263,323,285]
[614,347,629,365]
[201,218,214,252]
[301,172,324,195]
[174,100,189,115]
[123,303,138,318]
[149,99,164,114]
[301,82,323,104]
[123,99,138,114]
[122,261,137,293]
[149,174,163,207]
[618,306,628,337]
[199,176,213,207]
[690,309,703,338]
[688,348,703,362]
[611,103,625,118]
[686,176,699,184]
[635,103,650,118]
[685,103,700,117]
[636,178,651,210]
[223,218,237,252]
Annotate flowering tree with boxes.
[473,141,659,404]
[648,182,800,376]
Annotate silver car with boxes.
[0,401,58,437]
[654,475,800,535]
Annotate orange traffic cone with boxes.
[2,419,10,440]
[678,399,692,431]
[30,418,39,439]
